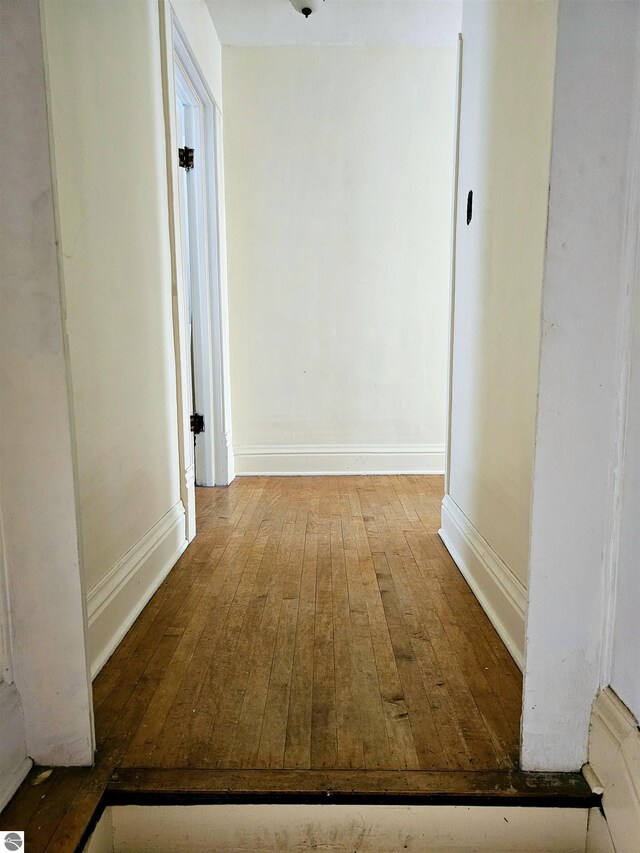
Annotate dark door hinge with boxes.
[190,413,205,435]
[179,147,194,171]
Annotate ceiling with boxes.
[205,0,462,47]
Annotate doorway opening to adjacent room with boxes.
[171,20,233,540]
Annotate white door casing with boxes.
[160,7,235,539]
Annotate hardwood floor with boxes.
[115,475,521,773]
[1,475,561,850]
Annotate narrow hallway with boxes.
[4,0,638,848]
[4,477,599,851]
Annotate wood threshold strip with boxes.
[107,768,598,809]
[72,766,602,851]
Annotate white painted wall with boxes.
[610,307,640,720]
[83,807,114,853]
[440,0,557,663]
[0,0,94,777]
[223,46,457,475]
[109,804,586,853]
[40,0,224,676]
[609,40,640,721]
[0,518,9,683]
[522,0,640,771]
[586,810,616,853]
[0,510,30,812]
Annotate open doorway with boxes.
[175,62,212,488]
[170,21,234,540]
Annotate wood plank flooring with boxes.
[1,475,532,850]
[116,475,521,772]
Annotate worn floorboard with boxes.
[107,767,597,808]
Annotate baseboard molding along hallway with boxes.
[233,444,446,476]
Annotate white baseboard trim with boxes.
[589,687,640,853]
[439,495,526,669]
[185,463,196,543]
[233,444,446,476]
[87,502,187,679]
[0,757,31,816]
[0,682,31,813]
